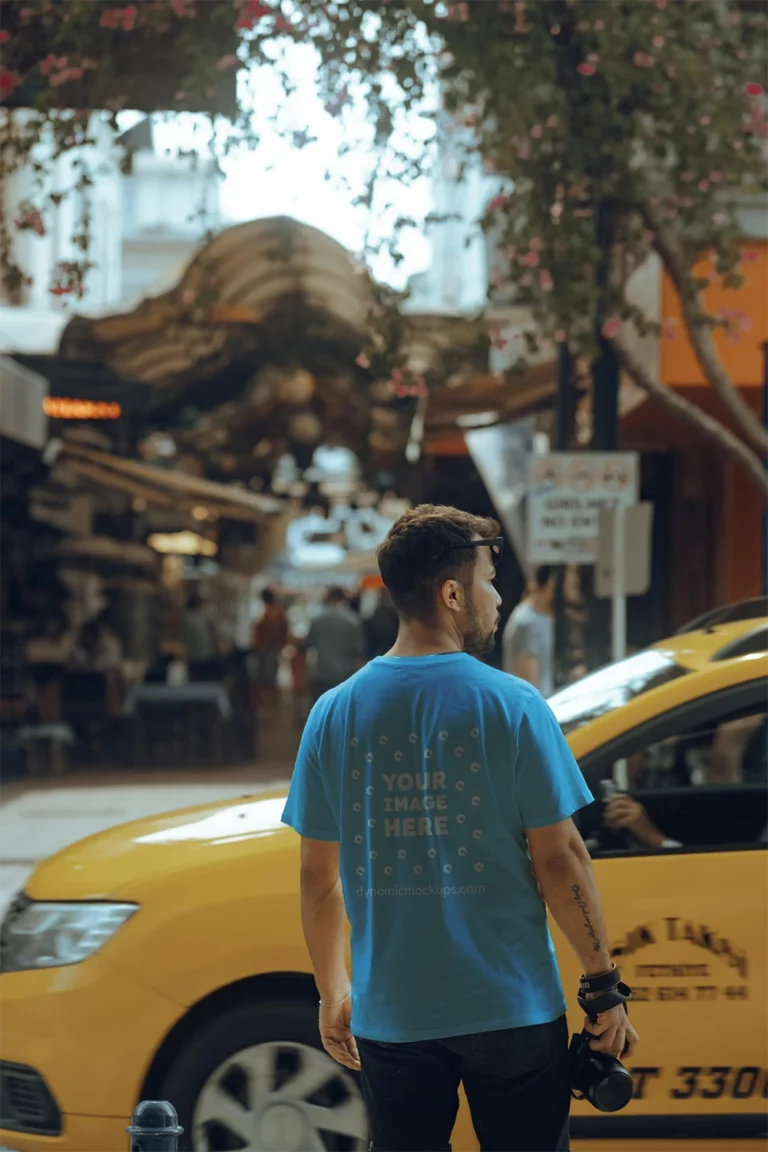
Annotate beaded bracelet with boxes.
[319,991,351,1007]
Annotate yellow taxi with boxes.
[1,620,766,1152]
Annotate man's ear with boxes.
[439,578,463,614]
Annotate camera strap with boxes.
[577,981,632,1019]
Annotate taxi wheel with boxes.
[161,997,369,1152]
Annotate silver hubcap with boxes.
[193,1040,368,1151]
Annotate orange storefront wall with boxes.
[659,242,767,604]
[661,242,768,387]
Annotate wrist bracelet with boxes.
[579,964,621,994]
[319,991,351,1008]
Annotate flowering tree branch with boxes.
[612,327,767,499]
[642,199,768,459]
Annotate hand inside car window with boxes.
[602,711,767,849]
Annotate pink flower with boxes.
[216,54,239,70]
[655,0,667,7]
[742,249,759,263]
[539,270,553,291]
[577,62,596,76]
[529,236,542,252]
[517,143,530,160]
[0,30,9,43]
[487,194,509,213]
[519,251,540,268]
[699,115,711,126]
[40,54,65,76]
[355,353,370,369]
[100,6,136,30]
[0,68,22,99]
[652,34,664,47]
[550,23,561,35]
[531,124,542,139]
[709,171,723,183]
[745,82,764,97]
[234,0,271,31]
[698,179,709,192]
[446,2,470,20]
[546,114,559,129]
[633,52,654,68]
[15,208,45,236]
[712,212,727,225]
[555,329,566,342]
[602,317,622,339]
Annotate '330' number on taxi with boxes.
[671,1067,768,1100]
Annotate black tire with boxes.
[161,997,368,1152]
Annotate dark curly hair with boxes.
[377,504,500,621]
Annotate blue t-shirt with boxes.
[281,652,593,1043]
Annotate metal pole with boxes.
[611,504,627,664]
[762,341,768,596]
[554,342,573,687]
[586,199,620,671]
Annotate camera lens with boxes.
[594,1067,634,1113]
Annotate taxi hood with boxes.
[25,789,293,902]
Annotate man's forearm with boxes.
[535,849,613,975]
[300,874,351,1002]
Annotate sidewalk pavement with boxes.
[0,705,299,915]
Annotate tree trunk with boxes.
[642,202,768,459]
[612,332,768,502]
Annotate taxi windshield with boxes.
[549,649,689,735]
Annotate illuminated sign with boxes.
[148,531,217,557]
[43,398,122,420]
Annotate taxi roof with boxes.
[653,617,768,671]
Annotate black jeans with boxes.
[356,1015,570,1152]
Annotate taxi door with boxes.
[562,680,767,1152]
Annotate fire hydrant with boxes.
[126,1101,183,1151]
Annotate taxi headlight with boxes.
[0,897,138,973]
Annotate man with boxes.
[503,565,556,696]
[305,586,366,704]
[282,505,638,1152]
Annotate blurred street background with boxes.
[1,0,766,911]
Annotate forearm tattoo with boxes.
[571,883,601,952]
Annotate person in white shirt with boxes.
[502,566,556,696]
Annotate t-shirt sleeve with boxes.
[511,618,539,658]
[281,707,339,841]
[515,693,593,830]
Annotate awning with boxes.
[57,216,373,390]
[58,441,282,522]
[426,360,558,437]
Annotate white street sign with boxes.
[595,503,654,600]
[527,452,639,566]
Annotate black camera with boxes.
[569,1030,634,1113]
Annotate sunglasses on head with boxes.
[430,536,505,565]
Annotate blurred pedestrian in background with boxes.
[364,587,399,659]
[305,586,365,705]
[253,588,289,710]
[181,591,220,681]
[502,566,556,697]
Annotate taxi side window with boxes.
[592,704,768,853]
[627,710,767,793]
